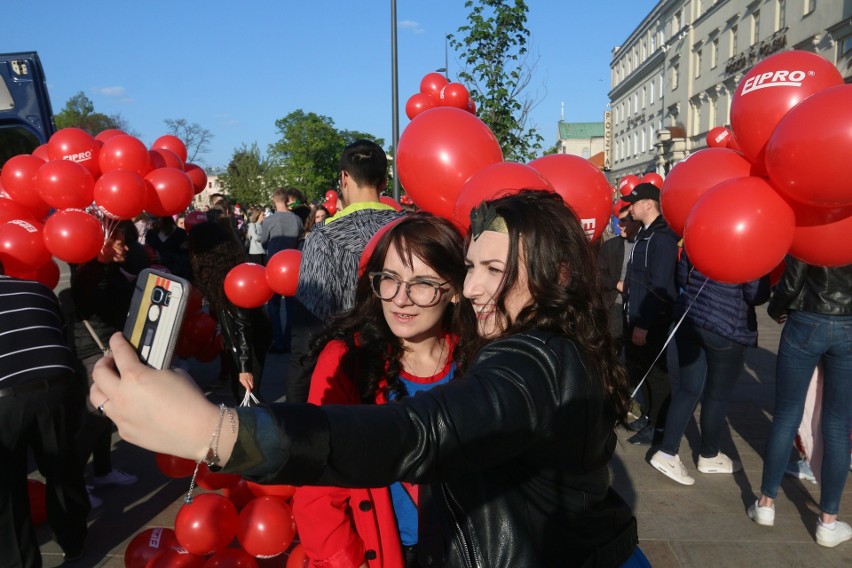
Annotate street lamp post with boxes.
[391,0,400,200]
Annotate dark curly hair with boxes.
[187,221,249,313]
[460,190,631,423]
[304,213,476,404]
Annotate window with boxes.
[751,10,760,45]
[620,103,625,123]
[709,96,717,127]
[659,74,664,99]
[844,36,852,55]
[672,63,679,90]
[649,125,656,150]
[582,147,590,159]
[642,86,647,108]
[776,0,786,31]
[641,129,646,153]
[633,93,639,114]
[696,0,703,15]
[695,48,702,78]
[642,41,647,60]
[804,0,816,16]
[650,80,655,102]
[651,33,656,52]
[633,133,639,157]
[673,11,681,34]
[711,37,719,68]
[730,24,739,55]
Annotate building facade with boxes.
[608,0,851,185]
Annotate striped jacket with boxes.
[296,204,403,320]
[0,276,76,389]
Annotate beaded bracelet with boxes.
[183,404,236,504]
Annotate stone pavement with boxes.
[33,273,851,566]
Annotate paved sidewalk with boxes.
[34,306,851,567]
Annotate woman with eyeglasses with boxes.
[90,191,638,567]
[293,213,476,568]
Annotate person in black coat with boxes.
[598,205,642,347]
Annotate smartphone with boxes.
[123,268,190,369]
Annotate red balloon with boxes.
[730,50,843,170]
[438,82,470,109]
[35,160,95,210]
[265,249,302,297]
[0,154,49,218]
[768,259,786,288]
[0,219,51,272]
[196,464,241,491]
[528,154,612,242]
[706,126,737,149]
[43,209,104,264]
[405,92,437,120]
[453,162,553,232]
[100,135,152,177]
[125,528,179,568]
[617,175,640,196]
[766,84,852,208]
[612,199,629,216]
[145,548,206,568]
[174,493,239,556]
[94,170,147,220]
[683,177,795,284]
[223,479,257,512]
[149,148,185,171]
[379,195,402,211]
[245,482,297,501]
[285,544,309,568]
[7,258,61,289]
[186,286,203,315]
[95,128,126,142]
[419,72,449,98]
[184,211,208,233]
[193,333,223,363]
[155,453,197,478]
[466,98,477,115]
[324,202,337,216]
[660,148,755,236]
[27,479,47,525]
[639,172,664,189]
[184,164,208,195]
[324,190,338,204]
[224,263,273,308]
[47,127,100,178]
[203,548,258,568]
[144,168,194,217]
[358,218,405,277]
[397,107,502,219]
[0,197,36,224]
[152,135,188,163]
[787,201,852,267]
[237,497,296,559]
[32,144,51,161]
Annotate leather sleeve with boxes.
[767,256,807,319]
[244,332,582,488]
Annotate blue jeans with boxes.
[760,311,852,515]
[661,320,746,457]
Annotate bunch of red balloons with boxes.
[0,128,207,286]
[656,50,852,283]
[405,72,477,121]
[396,71,616,243]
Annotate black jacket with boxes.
[216,303,271,376]
[227,330,637,568]
[625,215,679,330]
[767,257,852,319]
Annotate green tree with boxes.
[164,118,214,165]
[267,110,385,202]
[54,91,133,135]
[219,143,272,207]
[449,0,543,161]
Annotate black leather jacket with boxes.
[216,304,271,375]
[767,257,852,319]
[227,330,637,567]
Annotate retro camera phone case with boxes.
[123,268,190,370]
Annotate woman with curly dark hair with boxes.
[292,212,475,567]
[91,190,638,567]
[187,221,271,402]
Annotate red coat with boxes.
[292,340,404,568]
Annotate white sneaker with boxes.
[697,452,742,474]
[784,458,817,484]
[815,520,852,548]
[748,500,775,527]
[650,451,695,485]
[90,469,138,487]
[86,485,103,509]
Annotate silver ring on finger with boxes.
[97,399,109,416]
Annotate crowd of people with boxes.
[2,139,849,566]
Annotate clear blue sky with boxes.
[3,1,654,169]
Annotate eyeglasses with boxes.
[368,272,449,307]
